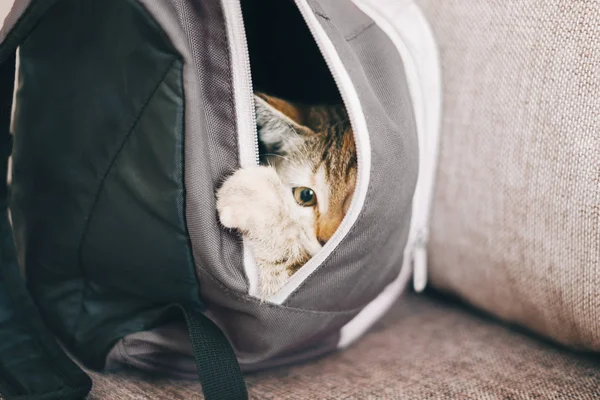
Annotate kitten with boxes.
[216,93,357,298]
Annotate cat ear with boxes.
[254,93,312,154]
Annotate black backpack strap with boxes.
[0,23,93,400]
[183,309,248,400]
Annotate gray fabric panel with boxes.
[111,276,352,367]
[108,275,349,367]
[106,319,340,377]
[200,278,350,365]
[136,0,247,294]
[283,1,418,311]
[105,323,198,380]
[311,0,374,41]
[0,0,30,44]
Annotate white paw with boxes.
[260,267,289,299]
[216,166,286,232]
[217,204,239,229]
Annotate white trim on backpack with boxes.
[338,0,442,349]
[222,0,262,297]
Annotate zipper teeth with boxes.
[237,8,260,167]
[223,0,261,296]
[225,0,259,168]
[268,0,372,304]
[242,44,260,167]
[244,62,259,168]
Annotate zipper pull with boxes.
[412,230,428,293]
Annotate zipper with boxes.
[221,0,261,296]
[352,0,442,294]
[222,0,260,167]
[267,0,373,305]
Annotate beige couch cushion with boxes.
[87,293,600,399]
[416,0,600,350]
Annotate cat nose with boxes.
[316,216,343,247]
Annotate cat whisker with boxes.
[263,153,289,161]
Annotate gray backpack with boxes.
[0,0,440,398]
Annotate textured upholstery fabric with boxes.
[416,0,600,350]
[87,293,600,399]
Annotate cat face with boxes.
[254,93,357,253]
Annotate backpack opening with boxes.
[241,0,341,105]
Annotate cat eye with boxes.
[292,187,317,207]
